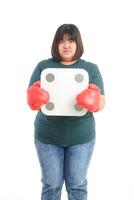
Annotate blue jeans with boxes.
[34,138,95,200]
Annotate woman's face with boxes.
[58,34,77,62]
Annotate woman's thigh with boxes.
[34,139,64,187]
[64,139,95,186]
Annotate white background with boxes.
[0,0,134,199]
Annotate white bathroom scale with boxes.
[41,68,89,116]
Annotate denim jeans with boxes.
[34,138,95,200]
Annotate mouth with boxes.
[63,51,71,53]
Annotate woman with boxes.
[27,24,105,200]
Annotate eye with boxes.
[69,40,74,43]
[58,40,64,44]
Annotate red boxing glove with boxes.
[27,81,49,110]
[76,83,101,112]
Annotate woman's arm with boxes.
[99,95,105,111]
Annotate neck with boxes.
[60,60,77,65]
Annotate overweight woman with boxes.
[27,24,105,200]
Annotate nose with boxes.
[63,41,69,48]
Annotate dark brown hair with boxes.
[51,24,84,61]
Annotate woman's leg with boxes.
[34,139,64,200]
[64,139,95,200]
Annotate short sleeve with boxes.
[90,64,105,95]
[28,62,41,87]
